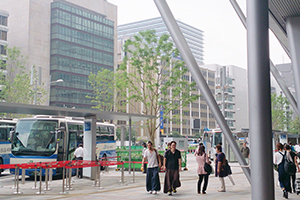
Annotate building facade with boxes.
[203,64,248,131]
[118,17,204,65]
[0,0,117,108]
[117,19,214,139]
[0,10,9,95]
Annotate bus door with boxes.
[57,122,67,162]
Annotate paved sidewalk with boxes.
[0,154,299,199]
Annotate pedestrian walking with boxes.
[284,144,300,194]
[163,141,181,195]
[142,142,147,173]
[215,144,227,192]
[74,144,84,178]
[141,141,161,194]
[195,145,211,194]
[274,143,291,199]
[241,142,250,164]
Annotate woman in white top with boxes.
[142,141,162,194]
[274,143,291,199]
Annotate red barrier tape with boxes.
[0,160,125,170]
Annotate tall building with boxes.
[118,17,204,65]
[0,10,9,95]
[117,19,214,139]
[0,10,8,58]
[0,0,117,108]
[203,64,248,131]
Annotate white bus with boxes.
[10,116,116,176]
[0,118,18,175]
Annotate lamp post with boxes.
[48,77,63,106]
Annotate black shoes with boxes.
[283,190,288,199]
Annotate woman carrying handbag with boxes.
[195,145,211,194]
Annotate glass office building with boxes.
[118,17,204,64]
[50,1,114,109]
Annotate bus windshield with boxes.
[12,119,58,156]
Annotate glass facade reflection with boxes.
[50,1,114,109]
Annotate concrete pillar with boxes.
[247,0,274,199]
[83,116,97,179]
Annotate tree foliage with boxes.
[118,30,199,144]
[271,93,291,131]
[0,47,46,117]
[288,116,300,134]
[87,67,127,112]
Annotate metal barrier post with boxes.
[11,165,17,189]
[13,166,22,194]
[32,167,38,190]
[131,162,137,183]
[119,163,125,185]
[44,168,51,191]
[97,164,103,190]
[21,168,25,185]
[59,166,68,194]
[49,168,53,182]
[36,166,45,194]
[66,168,73,191]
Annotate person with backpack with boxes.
[141,141,161,194]
[274,143,291,199]
[284,144,300,194]
[195,145,211,194]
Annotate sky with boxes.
[108,0,290,70]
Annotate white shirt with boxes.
[144,149,158,168]
[295,144,300,153]
[274,151,284,165]
[273,150,293,165]
[74,147,84,158]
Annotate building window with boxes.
[0,45,6,55]
[0,16,8,26]
[0,31,7,41]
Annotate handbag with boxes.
[204,162,212,174]
[204,153,212,174]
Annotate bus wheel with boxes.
[101,154,107,170]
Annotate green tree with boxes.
[271,93,291,131]
[0,47,46,116]
[288,116,300,134]
[87,68,127,112]
[119,30,199,144]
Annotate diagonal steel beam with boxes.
[229,0,299,117]
[153,0,251,183]
[287,17,300,124]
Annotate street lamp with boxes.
[50,79,63,84]
[48,78,64,105]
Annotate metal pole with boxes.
[128,117,132,174]
[153,0,251,183]
[11,166,17,189]
[21,168,25,185]
[131,162,137,183]
[13,166,22,194]
[32,167,38,190]
[49,168,53,182]
[229,0,299,117]
[36,167,45,195]
[59,166,68,194]
[247,0,274,199]
[287,17,300,119]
